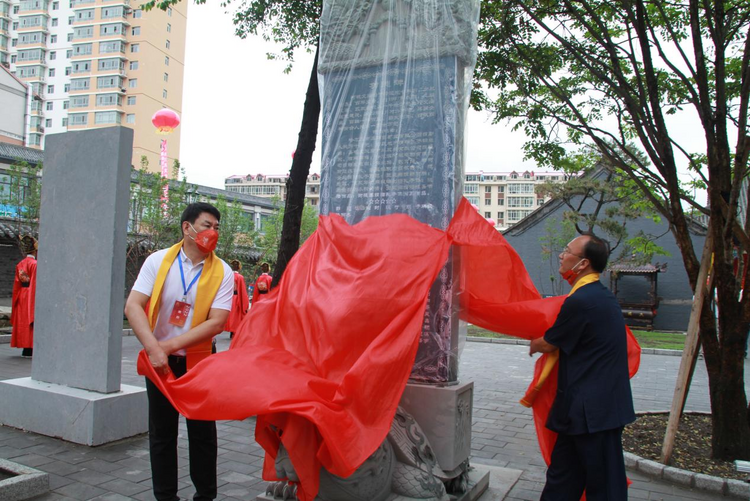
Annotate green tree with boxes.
[213,194,258,260]
[475,0,750,459]
[257,196,319,266]
[539,217,576,296]
[1,160,42,254]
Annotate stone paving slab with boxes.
[0,335,747,500]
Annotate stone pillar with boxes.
[0,127,147,445]
[318,0,480,384]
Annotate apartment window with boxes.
[48,68,55,77]
[485,186,492,193]
[96,75,121,89]
[47,85,54,93]
[99,41,123,53]
[74,43,93,56]
[70,113,88,125]
[72,60,90,73]
[163,72,168,82]
[67,33,73,42]
[166,22,171,32]
[99,23,124,36]
[498,199,504,206]
[126,113,135,124]
[131,26,140,36]
[50,34,57,43]
[65,66,71,75]
[132,8,141,18]
[167,6,171,16]
[11,39,16,48]
[48,51,56,60]
[45,119,52,128]
[10,55,16,63]
[484,194,491,204]
[66,49,72,58]
[129,60,138,70]
[13,5,18,13]
[62,117,68,126]
[162,89,167,98]
[165,39,170,49]
[499,186,504,193]
[50,17,58,26]
[96,93,121,106]
[63,100,69,109]
[52,1,58,8]
[128,78,137,88]
[70,95,89,108]
[164,56,169,65]
[130,43,139,53]
[70,78,89,90]
[484,212,491,219]
[95,111,120,124]
[64,83,70,92]
[12,21,17,30]
[46,101,53,110]
[498,212,504,220]
[127,95,136,105]
[67,15,73,24]
[98,58,122,71]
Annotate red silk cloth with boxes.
[11,256,36,349]
[224,272,249,332]
[138,198,640,500]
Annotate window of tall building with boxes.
[498,199,504,206]
[132,8,141,18]
[12,21,17,30]
[48,68,55,77]
[498,212,504,220]
[95,111,121,124]
[99,41,124,53]
[67,16,73,24]
[45,119,52,128]
[66,49,72,58]
[50,34,57,43]
[101,6,124,19]
[166,22,171,32]
[165,39,170,49]
[51,17,58,26]
[64,83,69,92]
[74,43,93,56]
[47,85,54,93]
[127,96,136,105]
[52,1,58,8]
[131,26,140,36]
[163,72,168,82]
[162,89,167,98]
[49,51,56,60]
[13,5,18,13]
[10,55,16,63]
[65,66,71,75]
[129,61,138,70]
[484,212,491,218]
[70,113,88,125]
[70,95,89,108]
[167,6,172,16]
[11,39,16,48]
[130,43,139,53]
[67,33,73,42]
[28,135,41,146]
[126,114,135,124]
[63,100,69,109]
[100,23,125,36]
[485,186,492,193]
[96,93,121,106]
[62,117,68,126]
[70,78,89,90]
[128,78,137,88]
[164,56,169,65]
[96,75,122,89]
[46,101,53,110]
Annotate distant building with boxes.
[225,170,564,230]
[0,64,41,146]
[3,0,188,170]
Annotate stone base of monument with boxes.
[255,465,520,501]
[0,377,147,446]
[399,382,474,471]
[0,457,49,500]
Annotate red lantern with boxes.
[151,108,181,135]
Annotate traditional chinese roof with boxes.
[0,142,44,166]
[609,263,667,274]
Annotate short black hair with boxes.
[260,262,270,273]
[181,202,221,225]
[582,233,610,273]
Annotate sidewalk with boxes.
[0,336,745,501]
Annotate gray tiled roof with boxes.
[0,218,36,240]
[0,143,44,166]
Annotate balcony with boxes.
[71,0,95,7]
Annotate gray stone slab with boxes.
[0,335,8,345]
[0,377,146,446]
[0,457,49,501]
[34,127,133,394]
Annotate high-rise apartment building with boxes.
[2,0,186,170]
[224,170,566,230]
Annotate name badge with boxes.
[169,300,191,327]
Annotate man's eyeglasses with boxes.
[561,247,585,259]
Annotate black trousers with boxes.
[541,427,627,501]
[145,355,217,501]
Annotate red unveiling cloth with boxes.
[224,272,249,332]
[11,256,36,349]
[137,198,640,500]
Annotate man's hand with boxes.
[147,344,170,375]
[530,336,557,356]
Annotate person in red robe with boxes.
[11,235,38,358]
[251,262,272,304]
[225,260,249,339]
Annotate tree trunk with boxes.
[272,45,321,288]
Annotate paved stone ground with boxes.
[0,335,746,501]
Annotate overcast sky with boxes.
[178,2,709,205]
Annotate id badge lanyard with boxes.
[169,255,202,327]
[178,256,202,303]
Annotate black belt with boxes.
[168,355,186,362]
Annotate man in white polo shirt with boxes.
[125,202,233,501]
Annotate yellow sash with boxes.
[520,273,600,407]
[149,241,224,370]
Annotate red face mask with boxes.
[560,259,584,285]
[189,223,219,254]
